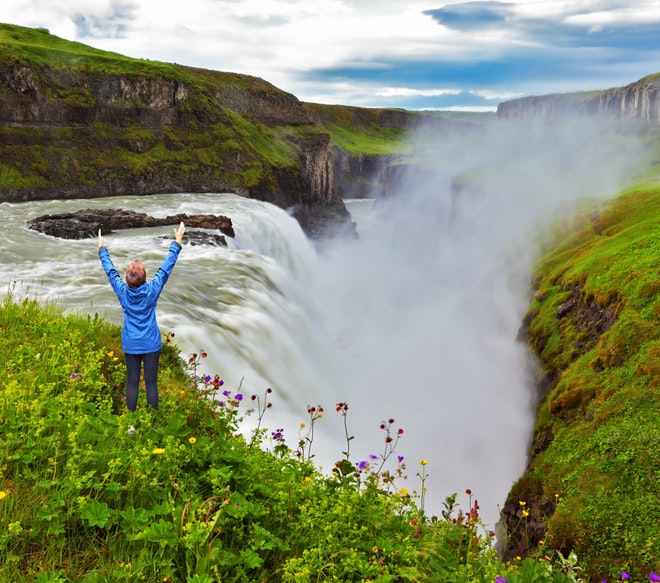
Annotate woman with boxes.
[98,223,185,428]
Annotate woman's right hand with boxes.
[174,222,185,244]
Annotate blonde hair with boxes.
[126,260,146,288]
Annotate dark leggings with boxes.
[125,350,161,411]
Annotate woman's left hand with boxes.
[98,229,105,248]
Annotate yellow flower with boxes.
[399,487,409,496]
[304,476,312,483]
[188,437,197,445]
[372,546,379,554]
[152,448,165,455]
[419,459,428,466]
[0,491,6,500]
[300,423,306,429]
[519,500,526,506]
[107,351,114,357]
[522,509,529,517]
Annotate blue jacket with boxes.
[99,242,182,354]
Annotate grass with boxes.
[515,182,660,581]
[0,286,588,583]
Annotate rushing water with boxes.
[0,118,642,526]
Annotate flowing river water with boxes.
[0,118,642,526]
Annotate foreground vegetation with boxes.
[0,288,590,582]
[513,182,660,580]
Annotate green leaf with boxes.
[80,499,112,528]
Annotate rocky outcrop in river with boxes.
[28,208,234,246]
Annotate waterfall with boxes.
[1,116,643,526]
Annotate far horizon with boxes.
[1,1,659,112]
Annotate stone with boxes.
[27,208,234,245]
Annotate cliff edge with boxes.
[497,74,660,121]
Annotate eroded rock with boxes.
[28,208,234,246]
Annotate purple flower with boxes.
[222,390,230,397]
[495,577,507,583]
[369,454,378,460]
[397,455,404,462]
[622,573,631,581]
[235,393,243,401]
[204,375,212,383]
[358,460,368,471]
[649,574,660,582]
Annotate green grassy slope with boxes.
[513,183,660,580]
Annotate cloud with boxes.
[424,1,516,31]
[1,0,660,110]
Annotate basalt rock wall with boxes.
[497,75,660,121]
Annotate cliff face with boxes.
[0,24,449,237]
[497,75,660,121]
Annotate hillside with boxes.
[502,183,660,580]
[0,23,462,237]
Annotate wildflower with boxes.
[621,573,630,581]
[304,476,312,483]
[204,375,212,383]
[188,437,197,445]
[152,448,165,455]
[300,423,305,429]
[399,488,409,496]
[398,455,404,462]
[522,509,529,517]
[496,578,508,583]
[519,500,526,506]
[107,351,114,357]
[650,574,660,582]
[372,546,379,554]
[235,393,243,401]
[0,491,6,500]
[358,460,368,471]
[419,459,428,466]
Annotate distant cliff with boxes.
[497,74,660,121]
[0,23,456,237]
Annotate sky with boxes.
[2,0,660,111]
